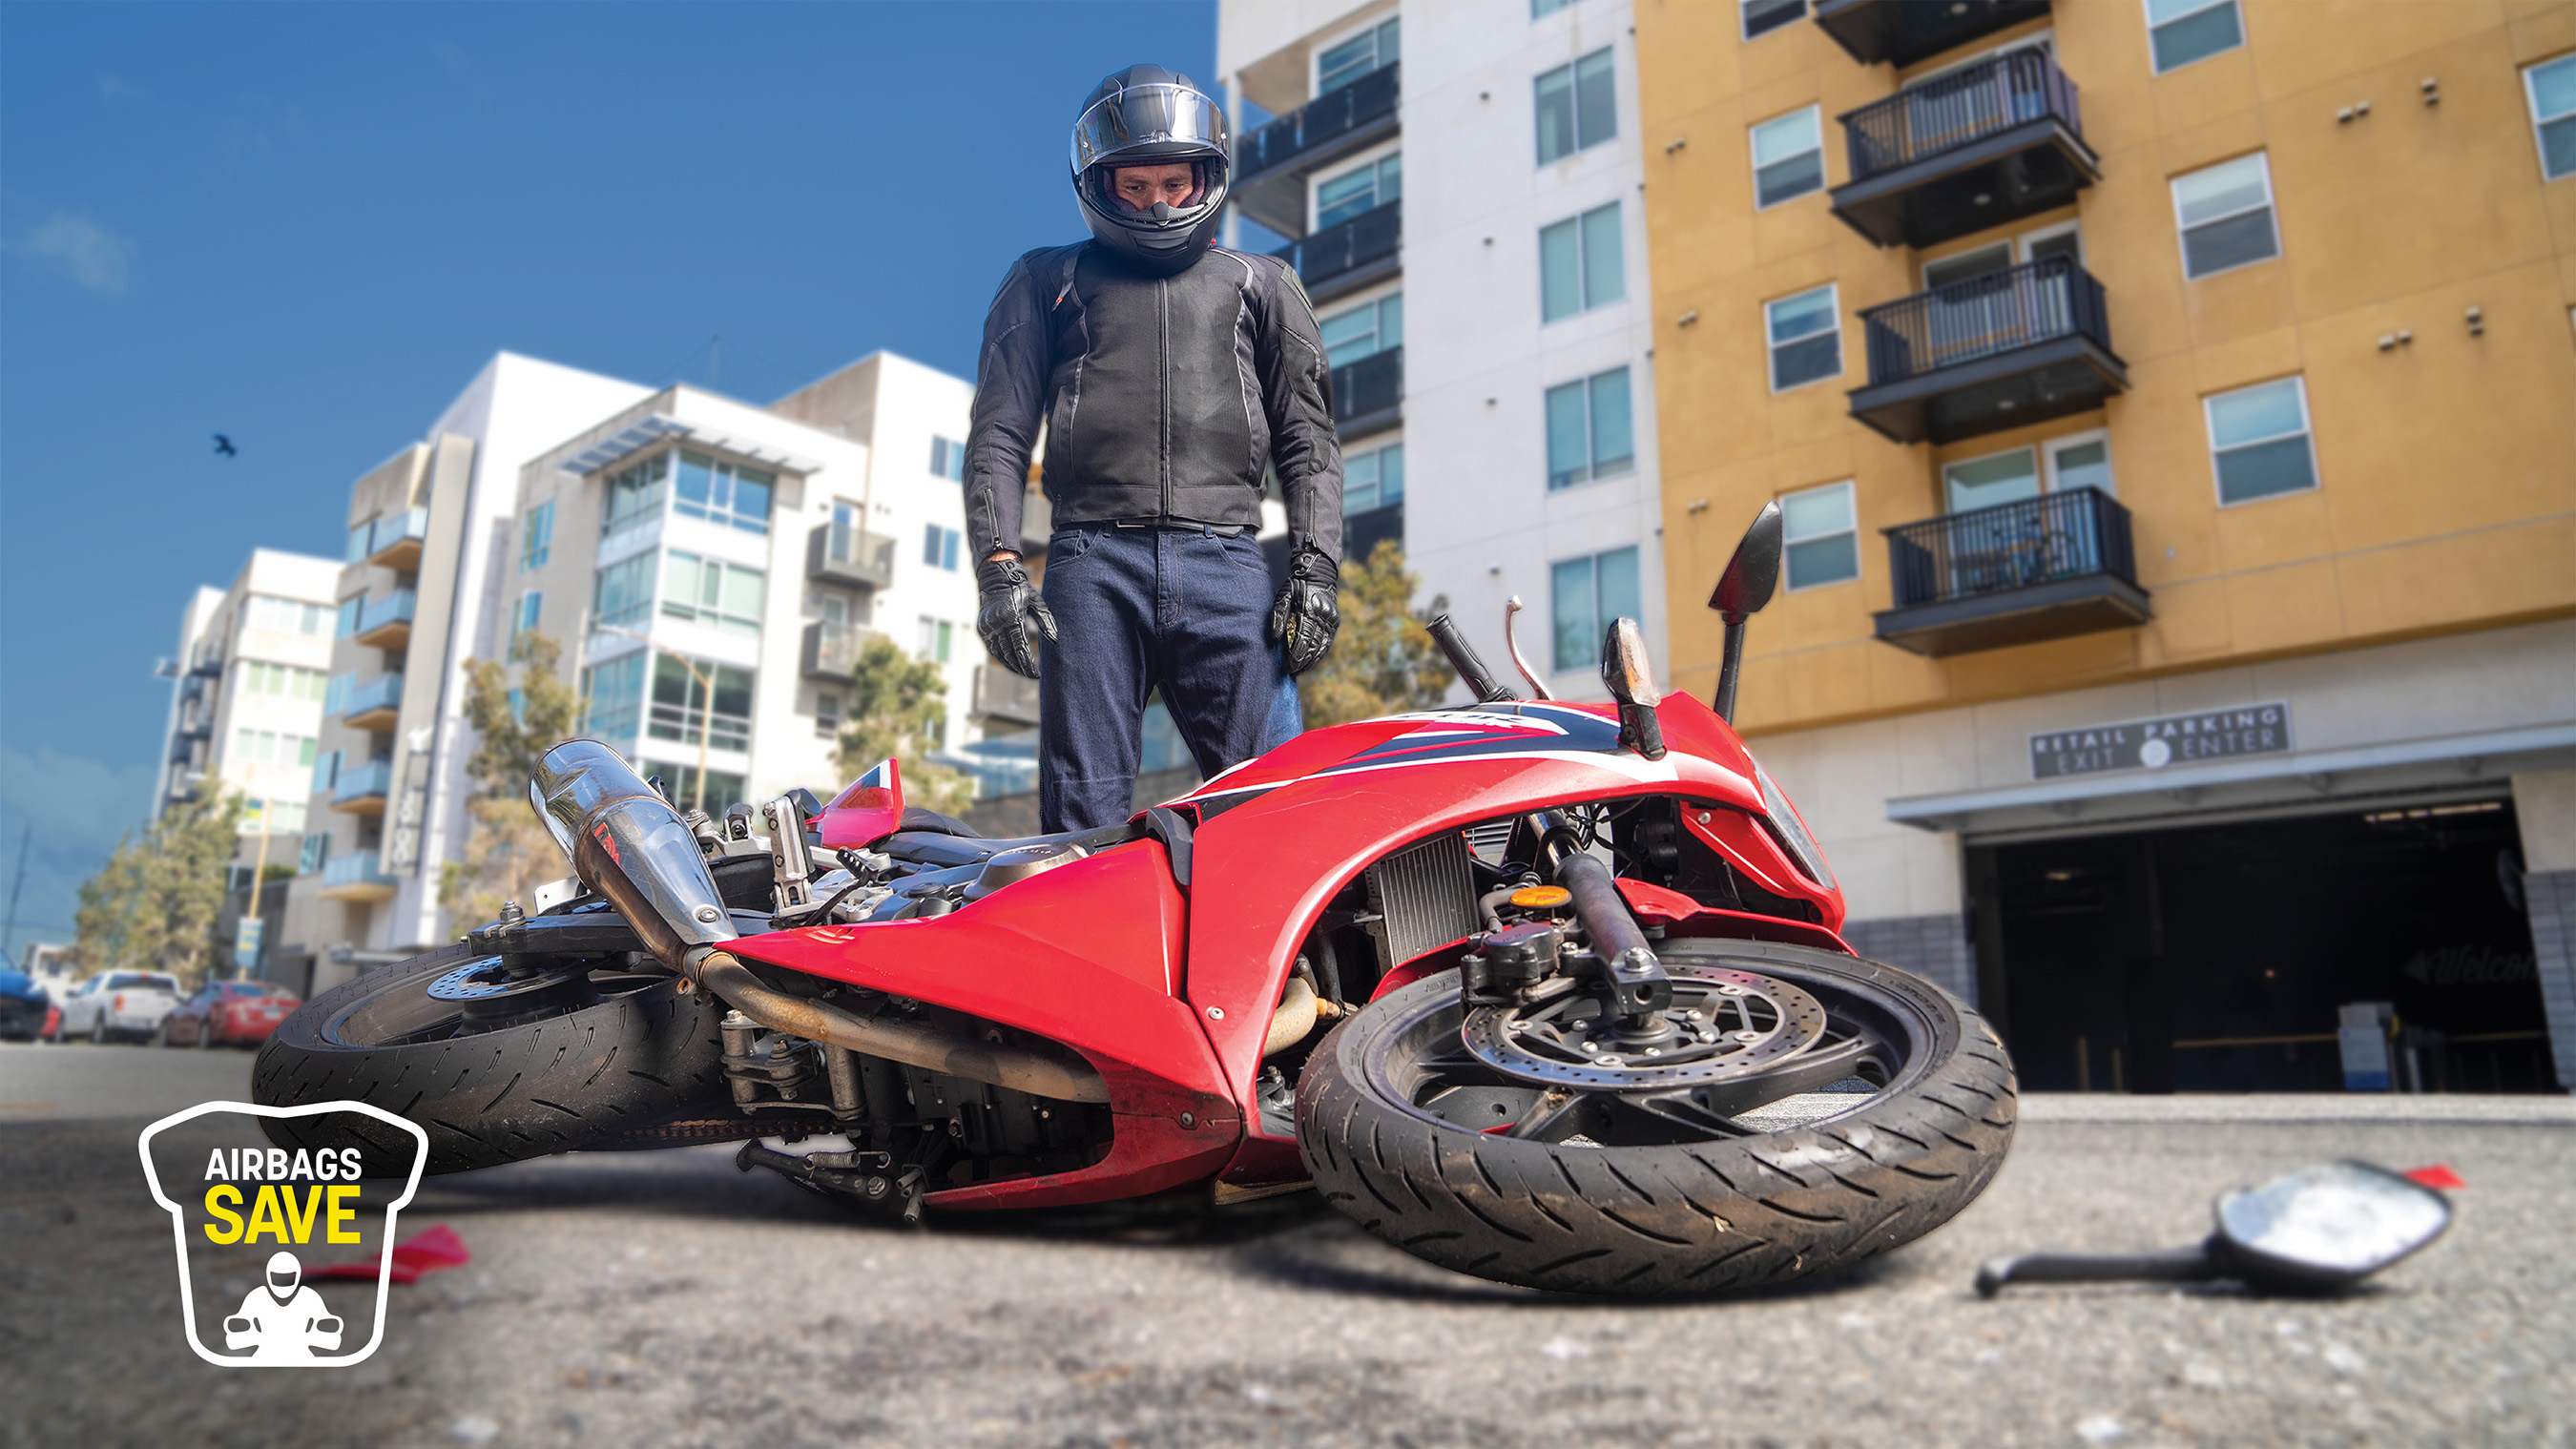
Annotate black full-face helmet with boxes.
[1070,64,1231,275]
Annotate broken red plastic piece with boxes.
[307,1224,472,1284]
[2403,1165,2467,1191]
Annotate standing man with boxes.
[966,65,1345,835]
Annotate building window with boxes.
[2172,153,2278,279]
[601,453,669,540]
[1345,442,1406,513]
[239,661,328,700]
[1319,292,1404,366]
[1535,47,1617,165]
[1318,16,1399,94]
[1540,202,1626,321]
[1751,106,1824,208]
[1532,0,1573,16]
[579,651,648,743]
[1544,367,1635,490]
[592,552,657,632]
[2205,377,2317,506]
[520,501,553,570]
[298,832,330,876]
[2526,54,2576,181]
[673,450,773,535]
[1742,0,1806,39]
[1549,546,1642,672]
[918,616,955,664]
[815,688,843,739]
[662,763,748,813]
[2146,0,2243,73]
[1766,284,1841,391]
[232,729,319,768]
[660,552,764,635]
[649,654,754,754]
[922,524,963,571]
[245,596,330,635]
[1943,447,2041,513]
[335,596,362,638]
[2046,430,2115,497]
[929,436,966,481]
[1317,152,1401,228]
[1782,482,1859,590]
[511,590,543,641]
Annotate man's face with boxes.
[1111,162,1199,213]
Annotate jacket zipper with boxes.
[1157,276,1172,521]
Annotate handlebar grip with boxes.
[1425,613,1517,703]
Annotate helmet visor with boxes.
[1070,83,1229,175]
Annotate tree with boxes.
[834,632,976,816]
[73,787,245,987]
[441,632,581,925]
[1298,540,1458,729]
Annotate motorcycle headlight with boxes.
[1750,757,1837,892]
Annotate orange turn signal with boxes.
[1508,885,1572,910]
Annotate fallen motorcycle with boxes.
[256,507,2016,1295]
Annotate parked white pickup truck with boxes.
[54,971,183,1044]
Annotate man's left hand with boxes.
[1269,549,1340,675]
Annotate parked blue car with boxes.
[0,965,51,1041]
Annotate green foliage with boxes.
[73,787,245,987]
[1298,540,1456,729]
[834,632,975,816]
[442,633,581,923]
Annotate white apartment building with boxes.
[150,549,343,879]
[1219,0,1666,696]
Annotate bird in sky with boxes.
[213,434,238,457]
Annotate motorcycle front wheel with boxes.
[254,942,730,1173]
[1296,939,2016,1296]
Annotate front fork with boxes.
[1534,810,1676,1042]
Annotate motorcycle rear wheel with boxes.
[253,942,729,1173]
[1296,940,2015,1296]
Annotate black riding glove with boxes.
[1268,548,1340,676]
[975,555,1056,680]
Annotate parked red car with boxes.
[163,981,301,1048]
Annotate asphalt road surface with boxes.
[3,1040,2569,1448]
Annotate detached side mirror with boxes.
[1707,502,1784,723]
[1597,618,1665,760]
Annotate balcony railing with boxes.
[1875,487,2150,655]
[971,665,1042,728]
[800,619,868,681]
[329,672,404,729]
[1814,0,2053,70]
[351,507,430,569]
[330,758,394,812]
[1830,51,2098,249]
[1849,255,2127,444]
[1331,346,1402,432]
[1274,200,1401,300]
[807,523,897,590]
[319,850,400,900]
[352,590,417,648]
[1237,63,1400,182]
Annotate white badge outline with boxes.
[136,1100,430,1369]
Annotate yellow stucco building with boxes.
[1634,0,2576,1091]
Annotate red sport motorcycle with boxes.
[257,508,2016,1295]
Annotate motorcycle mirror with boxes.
[1708,501,1784,624]
[1598,618,1666,760]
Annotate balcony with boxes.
[1814,0,2053,69]
[1849,256,2126,445]
[351,590,417,650]
[1875,487,2150,655]
[1273,200,1400,305]
[800,620,869,681]
[1332,346,1402,438]
[187,644,224,679]
[1234,64,1401,238]
[806,523,897,590]
[318,850,400,902]
[353,507,430,570]
[329,672,404,732]
[972,665,1041,728]
[330,758,394,816]
[1829,51,2099,250]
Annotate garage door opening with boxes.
[1967,799,2558,1093]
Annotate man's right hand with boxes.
[976,555,1056,679]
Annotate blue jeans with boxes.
[1037,523,1301,834]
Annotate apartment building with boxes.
[1635,0,2576,1089]
[151,549,343,883]
[1217,0,1667,693]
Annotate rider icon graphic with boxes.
[221,1252,343,1362]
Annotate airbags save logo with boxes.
[137,1101,429,1368]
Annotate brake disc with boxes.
[426,956,590,1005]
[1460,964,1829,1090]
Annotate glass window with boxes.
[1532,0,1573,15]
[245,596,329,635]
[1540,202,1625,321]
[1751,107,1824,208]
[660,552,764,635]
[592,552,657,631]
[1319,292,1404,366]
[1943,448,2041,513]
[1535,47,1617,164]
[336,596,362,638]
[918,616,955,664]
[2205,377,2317,505]
[2146,0,2243,73]
[1317,153,1402,228]
[1343,442,1406,513]
[649,654,754,754]
[346,521,373,565]
[1318,17,1399,94]
[601,453,669,539]
[661,763,748,813]
[929,437,966,481]
[671,449,774,535]
[512,590,543,639]
[1766,285,1841,390]
[2172,153,2278,279]
[1549,546,1643,672]
[521,502,553,570]
[2046,433,2115,496]
[815,688,842,738]
[579,651,648,743]
[1544,366,1635,490]
[922,524,963,571]
[2526,55,2576,180]
[1782,482,1859,590]
[1742,0,1806,39]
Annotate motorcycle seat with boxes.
[876,819,1135,870]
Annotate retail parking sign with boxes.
[2030,702,2292,779]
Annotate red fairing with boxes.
[1613,877,1852,954]
[819,758,905,849]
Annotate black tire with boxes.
[1296,940,2016,1296]
[253,942,732,1174]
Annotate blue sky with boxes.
[0,0,1215,952]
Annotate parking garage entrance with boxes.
[1967,798,2559,1093]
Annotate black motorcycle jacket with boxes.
[962,240,1345,567]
